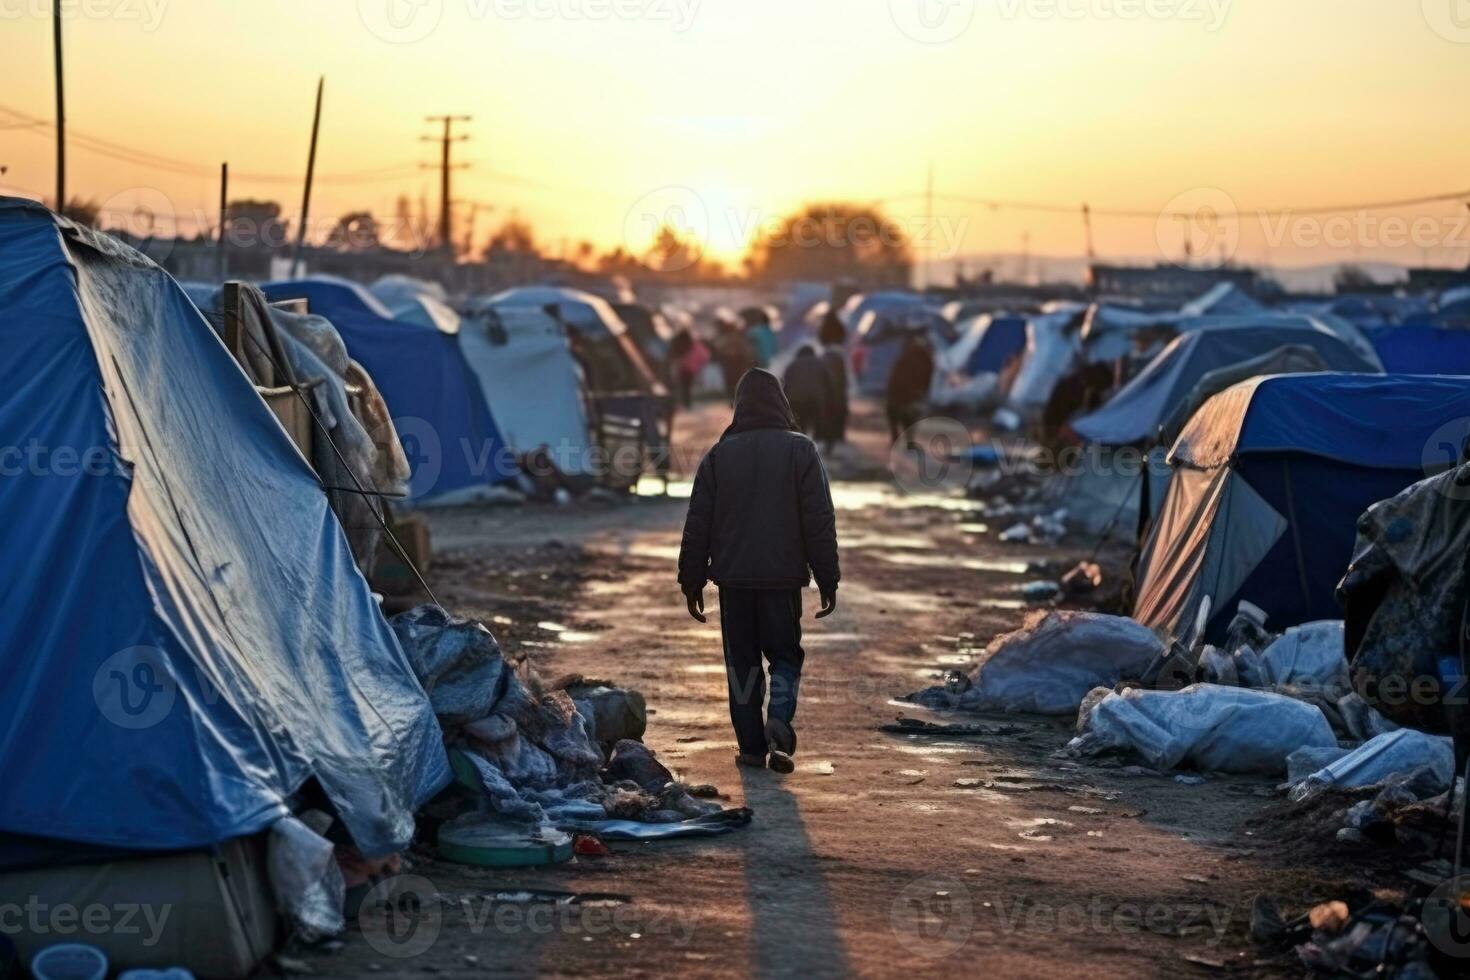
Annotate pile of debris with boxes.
[392,605,751,853]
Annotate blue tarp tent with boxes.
[0,199,447,861]
[1366,324,1470,375]
[1133,373,1470,642]
[963,315,1028,375]
[262,277,513,500]
[1072,325,1378,446]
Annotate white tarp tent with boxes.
[459,307,595,475]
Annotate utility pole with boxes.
[1081,203,1096,264]
[53,0,65,212]
[217,162,229,282]
[423,115,471,253]
[291,77,325,278]
[920,161,934,290]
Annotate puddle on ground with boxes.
[957,523,990,535]
[871,552,1031,575]
[683,664,727,675]
[841,533,937,551]
[538,621,567,633]
[634,477,693,498]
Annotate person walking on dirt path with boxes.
[782,345,837,444]
[817,311,849,448]
[677,368,840,774]
[885,334,934,448]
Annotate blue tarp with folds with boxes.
[1173,373,1470,470]
[964,316,1028,375]
[1072,326,1377,447]
[262,277,514,500]
[0,200,448,860]
[1366,325,1470,376]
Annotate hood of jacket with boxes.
[721,368,799,440]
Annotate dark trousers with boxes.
[719,587,805,757]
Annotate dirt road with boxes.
[313,401,1363,979]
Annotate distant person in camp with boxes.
[668,327,709,409]
[885,334,934,446]
[678,369,840,774]
[782,345,836,443]
[715,317,755,401]
[743,308,778,369]
[817,311,849,446]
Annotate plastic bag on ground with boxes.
[267,816,346,941]
[1288,728,1455,801]
[1257,621,1348,691]
[1069,683,1338,774]
[912,611,1164,715]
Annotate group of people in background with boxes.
[665,304,932,454]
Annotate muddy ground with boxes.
[306,400,1421,979]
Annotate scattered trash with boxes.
[1060,561,1103,595]
[1070,684,1338,774]
[807,761,836,775]
[999,523,1033,543]
[910,611,1164,716]
[573,835,612,857]
[1019,580,1061,601]
[1174,774,1208,786]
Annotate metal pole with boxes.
[217,162,229,282]
[53,0,65,212]
[291,77,324,279]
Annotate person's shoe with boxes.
[764,718,796,756]
[735,753,767,768]
[767,750,795,774]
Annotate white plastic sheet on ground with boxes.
[1288,728,1455,801]
[1069,683,1338,774]
[913,611,1164,715]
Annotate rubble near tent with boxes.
[0,199,448,975]
[260,276,516,503]
[1133,373,1470,643]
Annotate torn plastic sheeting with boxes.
[267,817,345,941]
[912,611,1164,715]
[1070,684,1338,774]
[1258,621,1348,689]
[1289,729,1455,801]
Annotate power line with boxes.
[878,187,1470,220]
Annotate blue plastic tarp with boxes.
[1367,325,1470,375]
[0,199,448,859]
[263,278,514,499]
[1072,326,1376,446]
[1173,373,1470,470]
[965,316,1028,375]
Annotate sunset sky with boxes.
[4,0,1469,277]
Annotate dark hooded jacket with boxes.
[678,369,840,595]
